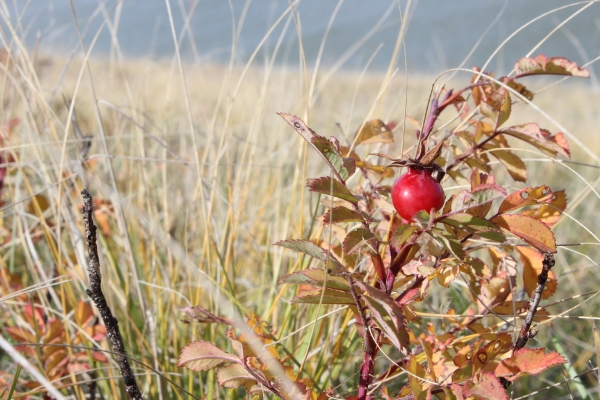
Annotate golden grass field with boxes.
[1,40,600,399]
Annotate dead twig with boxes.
[514,253,555,349]
[81,189,144,400]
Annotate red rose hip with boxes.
[391,168,445,221]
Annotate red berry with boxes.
[391,168,445,221]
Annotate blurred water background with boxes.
[8,0,600,76]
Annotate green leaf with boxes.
[322,206,364,225]
[278,269,350,291]
[441,213,500,232]
[311,135,354,180]
[475,231,506,242]
[491,214,556,253]
[355,282,410,351]
[216,364,256,390]
[307,176,358,204]
[353,119,393,145]
[278,113,355,182]
[342,228,375,255]
[433,234,465,261]
[274,239,345,272]
[483,145,527,182]
[291,287,355,305]
[177,341,240,372]
[514,55,590,78]
[390,224,418,248]
[502,123,570,158]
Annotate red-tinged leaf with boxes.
[522,190,567,226]
[355,282,410,351]
[322,206,364,225]
[274,239,345,272]
[177,341,240,371]
[74,301,95,327]
[501,123,570,158]
[397,288,421,306]
[517,246,557,299]
[514,54,589,78]
[491,301,550,323]
[307,176,358,204]
[291,287,355,305]
[443,384,466,400]
[495,348,566,381]
[483,145,526,182]
[353,119,394,145]
[498,185,553,214]
[402,260,436,278]
[23,303,46,330]
[5,326,37,344]
[464,372,508,400]
[491,214,556,253]
[342,228,375,255]
[278,269,350,291]
[278,113,354,182]
[216,363,256,389]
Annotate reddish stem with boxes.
[357,351,375,400]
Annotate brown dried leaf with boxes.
[517,246,557,299]
[177,341,240,371]
[216,363,256,390]
[354,119,394,145]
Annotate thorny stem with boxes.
[81,189,145,400]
